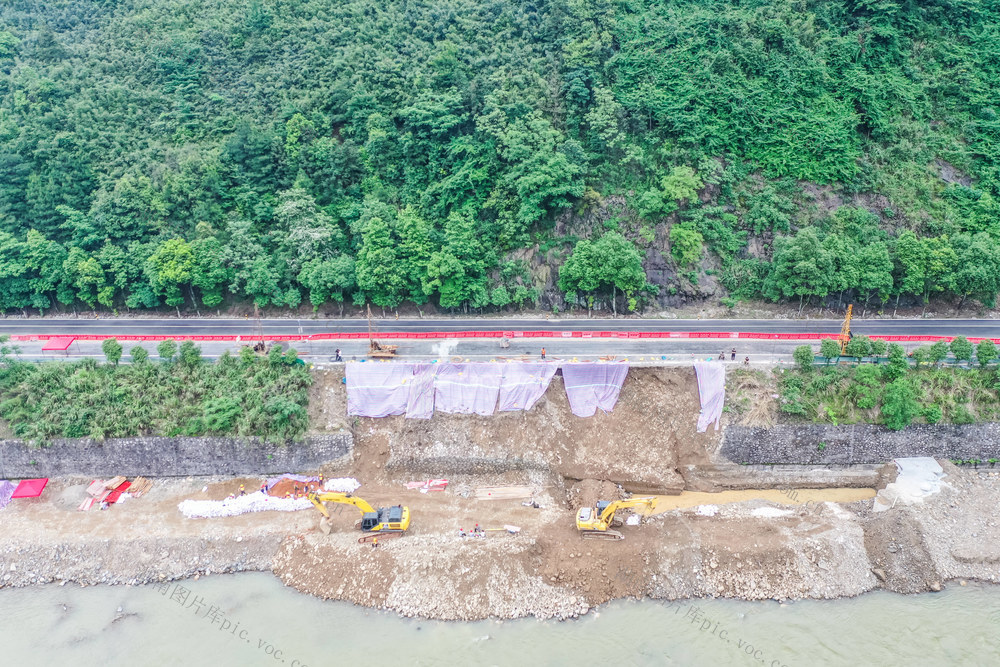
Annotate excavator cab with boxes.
[360,512,380,531]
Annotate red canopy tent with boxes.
[41,337,76,356]
[12,478,49,498]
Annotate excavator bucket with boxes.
[319,516,332,535]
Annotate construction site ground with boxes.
[5,367,1000,620]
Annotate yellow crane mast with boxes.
[575,496,659,540]
[838,304,853,354]
[308,491,411,543]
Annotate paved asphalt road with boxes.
[0,316,998,337]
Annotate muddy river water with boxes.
[1,573,998,665]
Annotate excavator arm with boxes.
[308,492,377,518]
[596,497,658,527]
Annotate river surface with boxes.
[1,573,998,666]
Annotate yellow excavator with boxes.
[576,497,658,540]
[307,492,410,543]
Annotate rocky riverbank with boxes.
[4,466,1000,620]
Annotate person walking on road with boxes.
[541,347,546,359]
[731,348,736,361]
[334,348,343,362]
[744,356,750,366]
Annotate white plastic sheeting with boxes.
[561,363,629,417]
[346,363,417,417]
[179,494,313,519]
[694,361,726,432]
[434,363,503,415]
[405,364,437,419]
[873,458,947,512]
[0,480,15,510]
[347,362,562,418]
[324,477,361,493]
[498,363,557,411]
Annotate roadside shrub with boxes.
[951,404,975,425]
[820,339,841,363]
[881,378,918,430]
[950,336,974,365]
[102,338,123,365]
[794,345,814,371]
[130,346,149,364]
[882,343,908,381]
[157,339,177,362]
[923,404,943,424]
[977,340,998,368]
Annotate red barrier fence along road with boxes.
[8,332,1000,345]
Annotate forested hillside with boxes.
[2,0,1000,315]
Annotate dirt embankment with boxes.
[346,367,716,493]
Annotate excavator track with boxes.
[581,529,624,541]
[357,530,405,544]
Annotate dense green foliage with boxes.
[4,0,1000,313]
[777,343,1000,428]
[0,344,311,443]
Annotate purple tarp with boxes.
[346,363,417,417]
[433,363,502,415]
[695,361,726,432]
[406,364,437,419]
[498,363,557,411]
[0,480,15,510]
[562,363,629,417]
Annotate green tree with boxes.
[157,339,178,363]
[883,343,909,381]
[976,339,998,368]
[881,378,918,430]
[845,335,873,359]
[178,341,202,367]
[669,223,704,267]
[146,238,195,313]
[765,228,836,311]
[950,336,974,365]
[820,339,841,364]
[794,345,814,371]
[101,338,122,365]
[355,215,406,309]
[558,232,646,315]
[929,341,949,366]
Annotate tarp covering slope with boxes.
[0,480,15,509]
[433,363,502,415]
[498,363,557,411]
[694,361,726,432]
[562,363,629,417]
[346,363,416,417]
[406,364,437,419]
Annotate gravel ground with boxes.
[5,446,1000,619]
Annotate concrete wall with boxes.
[0,434,353,479]
[722,423,1000,464]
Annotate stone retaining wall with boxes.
[0,434,353,478]
[722,423,1000,464]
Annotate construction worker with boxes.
[541,347,546,359]
[238,484,245,496]
[372,536,379,549]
